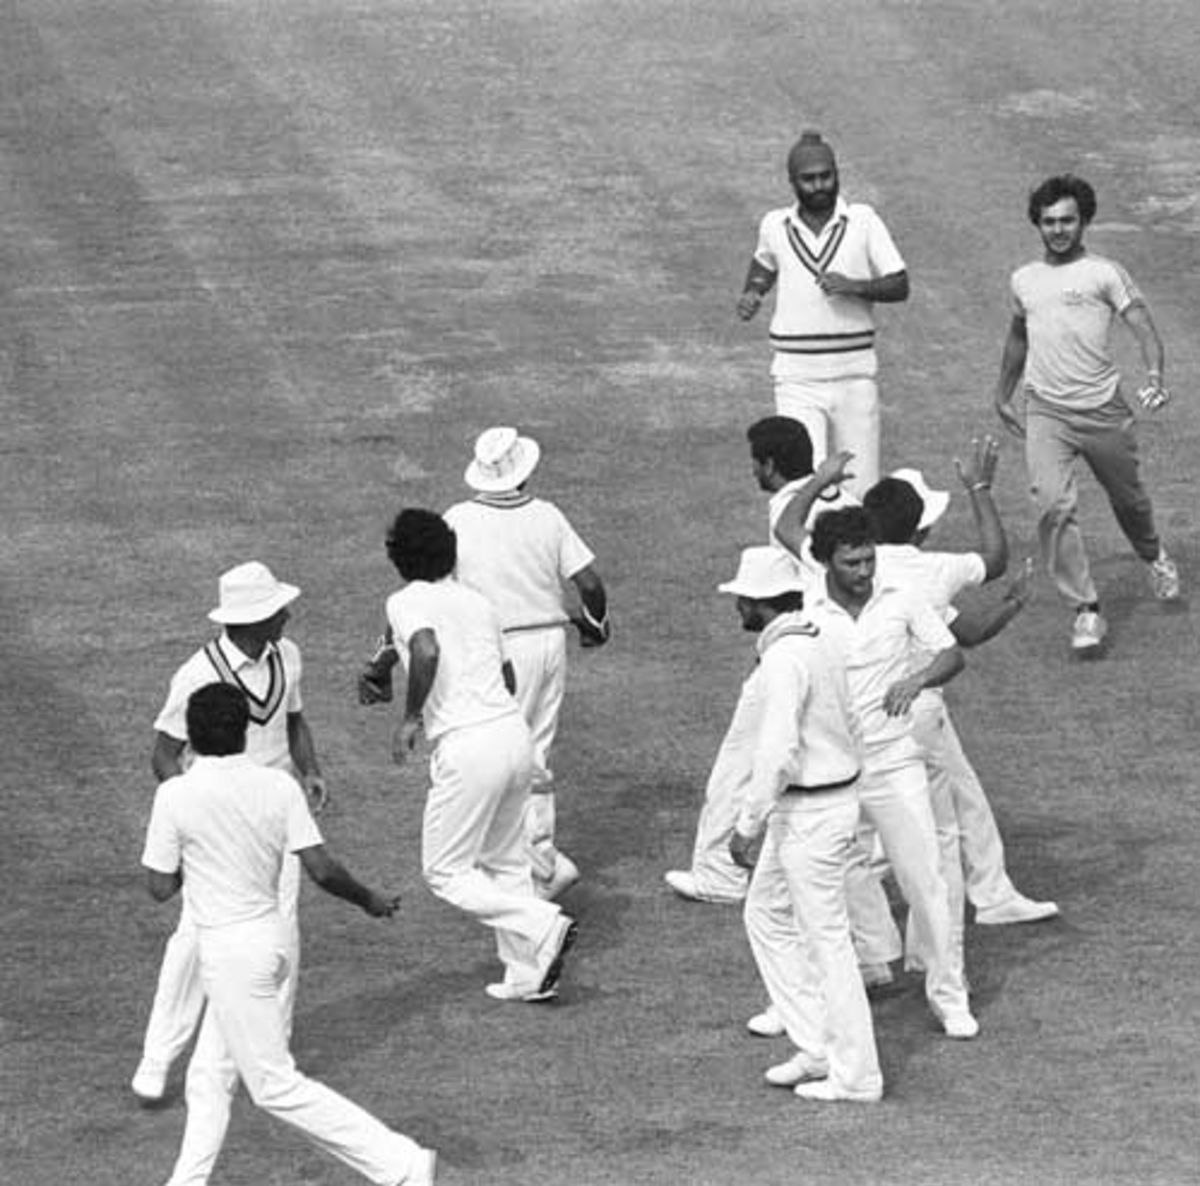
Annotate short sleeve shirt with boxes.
[386,578,520,740]
[142,754,321,929]
[1010,253,1142,411]
[153,636,302,772]
[809,579,956,747]
[444,496,594,631]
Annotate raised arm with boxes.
[772,451,856,559]
[954,435,1008,581]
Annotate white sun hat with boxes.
[889,467,950,530]
[464,427,541,493]
[718,546,807,599]
[208,561,300,625]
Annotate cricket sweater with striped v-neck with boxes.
[752,196,906,382]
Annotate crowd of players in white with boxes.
[132,129,1181,1181]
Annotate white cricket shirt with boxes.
[154,636,303,772]
[444,494,594,631]
[808,577,956,748]
[142,754,321,929]
[735,612,861,836]
[386,577,521,740]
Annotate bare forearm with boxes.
[860,270,909,303]
[287,714,322,781]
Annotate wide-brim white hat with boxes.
[890,468,950,530]
[208,561,300,624]
[718,546,807,599]
[465,426,541,493]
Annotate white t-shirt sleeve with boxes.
[907,593,957,653]
[142,783,182,873]
[936,552,987,601]
[282,639,303,713]
[864,207,906,276]
[1104,258,1143,315]
[283,778,324,853]
[554,508,596,581]
[387,586,436,648]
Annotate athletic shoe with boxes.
[765,1050,829,1087]
[746,1006,786,1038]
[130,1060,168,1102]
[409,1148,438,1186]
[1149,552,1181,600]
[535,854,580,901]
[533,915,578,996]
[484,981,558,1003]
[975,896,1060,926]
[942,1012,980,1040]
[794,1079,882,1103]
[663,870,744,904]
[1071,609,1107,651]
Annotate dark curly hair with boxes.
[187,683,250,756]
[863,478,925,544]
[809,506,877,565]
[385,508,456,582]
[747,416,814,480]
[1027,174,1096,227]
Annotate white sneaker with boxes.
[942,1012,980,1040]
[1149,551,1181,600]
[975,896,1060,926]
[535,854,580,901]
[1071,609,1107,651]
[532,915,578,996]
[663,869,743,904]
[130,1060,168,1102]
[765,1050,829,1087]
[746,1006,786,1038]
[484,981,557,1003]
[794,1078,882,1103]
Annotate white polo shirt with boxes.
[154,636,302,772]
[768,480,859,586]
[444,493,594,632]
[1011,252,1141,412]
[753,196,906,382]
[142,754,321,930]
[386,577,521,741]
[735,613,861,836]
[808,577,956,748]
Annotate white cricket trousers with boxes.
[744,788,882,1095]
[917,695,1024,911]
[422,712,562,984]
[682,670,761,901]
[774,374,880,499]
[844,738,970,1021]
[164,914,424,1186]
[506,627,570,884]
[140,853,301,1073]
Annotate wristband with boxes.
[969,482,990,492]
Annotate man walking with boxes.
[994,173,1180,652]
[382,508,577,1002]
[133,561,327,1102]
[722,547,883,1104]
[665,417,853,905]
[807,508,978,1039]
[143,682,435,1186]
[737,130,909,497]
[444,427,610,901]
